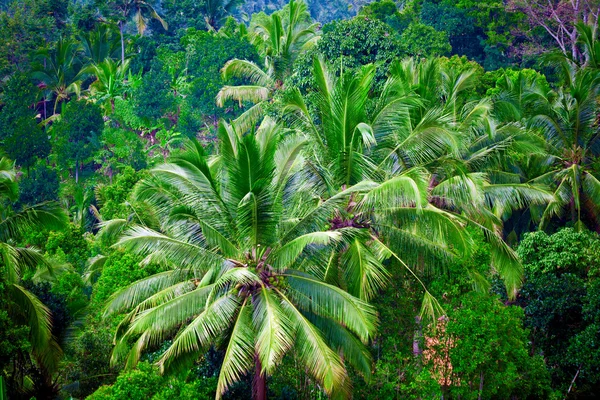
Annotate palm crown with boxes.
[106,117,378,399]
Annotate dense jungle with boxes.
[2,0,600,399]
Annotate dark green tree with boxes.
[0,73,51,171]
[18,163,60,207]
[517,228,600,395]
[51,100,104,183]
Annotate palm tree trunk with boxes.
[413,315,423,359]
[119,21,125,65]
[253,356,267,400]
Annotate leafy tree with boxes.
[46,224,91,270]
[96,166,145,221]
[429,293,552,399]
[105,118,379,399]
[94,127,146,181]
[87,361,215,400]
[517,228,600,394]
[359,0,415,33]
[0,0,66,81]
[318,16,404,76]
[51,100,104,183]
[63,249,160,398]
[421,0,483,61]
[0,73,51,170]
[18,163,60,207]
[180,29,259,127]
[400,22,452,57]
[132,58,178,123]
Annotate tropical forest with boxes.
[2,0,600,399]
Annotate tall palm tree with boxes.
[202,0,242,30]
[527,62,600,230]
[284,57,550,299]
[216,0,319,122]
[0,157,68,392]
[104,117,380,399]
[105,0,168,64]
[31,37,85,116]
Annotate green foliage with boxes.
[182,28,259,119]
[18,162,60,207]
[318,16,404,77]
[90,250,159,309]
[517,228,600,393]
[0,73,51,169]
[421,0,483,61]
[51,100,104,180]
[439,293,551,399]
[87,361,215,400]
[400,22,452,58]
[0,0,65,80]
[517,229,600,276]
[96,166,145,221]
[46,223,91,270]
[95,127,147,178]
[0,280,30,379]
[359,0,414,33]
[132,58,178,122]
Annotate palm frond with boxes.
[216,298,255,399]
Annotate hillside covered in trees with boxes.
[2,0,600,399]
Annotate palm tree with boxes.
[284,57,550,299]
[216,0,319,122]
[527,62,600,230]
[105,0,168,64]
[104,117,380,399]
[202,0,242,30]
[86,58,131,114]
[0,157,68,392]
[80,23,122,65]
[250,0,319,78]
[31,37,85,116]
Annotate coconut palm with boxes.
[0,157,68,391]
[284,57,551,299]
[250,0,319,77]
[527,62,600,230]
[86,58,131,114]
[80,23,122,65]
[31,37,85,116]
[105,0,168,64]
[216,0,318,122]
[104,117,381,399]
[202,0,243,30]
